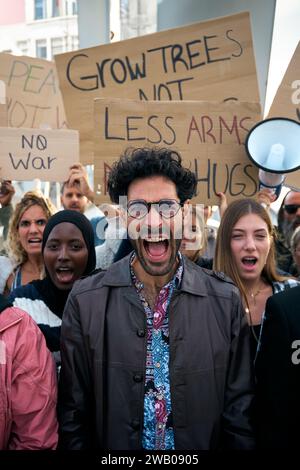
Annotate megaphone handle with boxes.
[259,180,284,201]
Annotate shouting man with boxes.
[58,147,255,450]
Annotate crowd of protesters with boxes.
[0,148,299,450]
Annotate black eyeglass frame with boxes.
[283,204,300,214]
[127,199,184,219]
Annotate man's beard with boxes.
[281,216,300,248]
[130,236,181,277]
[129,219,183,277]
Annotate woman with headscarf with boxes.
[8,210,96,365]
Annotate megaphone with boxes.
[245,117,300,199]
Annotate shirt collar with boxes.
[130,251,183,293]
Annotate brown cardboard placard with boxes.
[0,127,79,182]
[0,104,7,127]
[94,99,261,205]
[284,172,300,191]
[0,79,7,126]
[0,53,68,131]
[56,11,260,164]
[267,41,300,189]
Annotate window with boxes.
[72,1,77,15]
[35,0,47,20]
[52,0,60,17]
[51,37,63,58]
[36,39,47,59]
[17,41,28,56]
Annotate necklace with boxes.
[246,283,264,306]
[245,281,268,344]
[244,307,260,343]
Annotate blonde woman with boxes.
[213,198,299,359]
[4,191,56,294]
[179,204,212,268]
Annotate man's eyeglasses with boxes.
[283,204,300,215]
[127,199,183,219]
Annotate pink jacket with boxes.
[0,305,58,449]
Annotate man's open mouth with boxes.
[143,237,169,259]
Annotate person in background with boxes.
[179,204,212,269]
[213,198,299,360]
[0,181,16,291]
[3,191,56,294]
[255,285,300,448]
[291,226,300,278]
[58,147,255,450]
[201,205,216,258]
[61,163,107,247]
[9,210,96,369]
[0,180,15,247]
[201,193,229,259]
[179,193,233,269]
[275,190,300,273]
[94,203,127,269]
[0,294,58,450]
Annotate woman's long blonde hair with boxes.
[181,204,206,261]
[213,198,287,308]
[6,190,56,266]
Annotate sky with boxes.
[265,0,300,115]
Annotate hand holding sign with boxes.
[216,192,228,218]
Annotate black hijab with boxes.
[33,210,96,316]
[42,209,96,274]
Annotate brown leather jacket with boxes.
[58,255,255,450]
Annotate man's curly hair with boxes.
[108,147,197,203]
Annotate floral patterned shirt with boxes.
[130,253,183,450]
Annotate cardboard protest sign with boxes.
[0,128,79,182]
[268,41,300,121]
[0,104,7,126]
[0,53,68,130]
[267,41,300,189]
[0,80,7,126]
[93,99,261,205]
[56,11,260,164]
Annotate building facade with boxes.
[0,0,78,59]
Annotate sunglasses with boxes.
[283,204,300,214]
